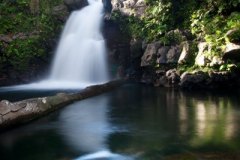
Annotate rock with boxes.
[112,0,146,17]
[157,46,170,64]
[142,43,182,65]
[0,101,11,115]
[210,56,223,67]
[178,41,197,64]
[166,45,182,63]
[195,42,210,66]
[141,42,161,66]
[179,71,209,89]
[225,28,240,44]
[223,43,240,62]
[141,68,154,84]
[0,35,12,43]
[166,69,180,85]
[63,0,88,11]
[103,0,113,14]
[52,5,69,22]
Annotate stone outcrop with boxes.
[195,42,210,66]
[179,70,240,89]
[223,43,240,62]
[141,42,183,67]
[0,80,125,131]
[112,0,146,17]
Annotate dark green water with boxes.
[1,84,240,160]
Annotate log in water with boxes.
[0,80,124,131]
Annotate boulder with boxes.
[179,71,209,89]
[223,43,240,62]
[166,45,182,63]
[225,28,240,44]
[157,46,170,64]
[112,0,146,17]
[195,42,210,66]
[141,42,161,66]
[166,69,180,85]
[178,41,197,64]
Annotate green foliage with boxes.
[111,0,173,42]
[142,0,172,41]
[190,6,240,57]
[0,0,64,70]
[1,37,45,70]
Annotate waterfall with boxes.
[0,0,109,90]
[49,0,109,85]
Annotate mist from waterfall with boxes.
[49,0,109,85]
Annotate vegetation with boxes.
[0,0,64,70]
[112,0,240,71]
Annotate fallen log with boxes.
[0,80,125,131]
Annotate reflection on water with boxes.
[58,96,133,160]
[58,97,110,152]
[0,84,240,160]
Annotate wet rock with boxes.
[0,101,11,115]
[166,69,180,85]
[11,103,27,112]
[103,0,113,15]
[179,71,209,89]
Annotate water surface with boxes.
[0,84,240,160]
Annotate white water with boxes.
[49,0,109,84]
[0,0,109,91]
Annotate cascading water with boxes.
[0,0,109,90]
[50,0,108,84]
[49,0,109,85]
